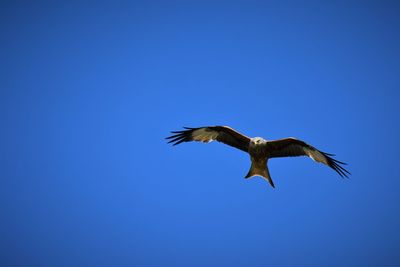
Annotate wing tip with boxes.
[321,151,351,179]
[165,127,198,146]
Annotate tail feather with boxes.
[245,163,275,188]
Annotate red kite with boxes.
[166,126,350,188]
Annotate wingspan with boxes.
[267,138,350,178]
[166,126,251,152]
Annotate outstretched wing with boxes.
[267,138,350,178]
[166,126,250,153]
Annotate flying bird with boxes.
[166,126,350,188]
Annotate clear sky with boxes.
[1,1,400,266]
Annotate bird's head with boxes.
[251,137,266,145]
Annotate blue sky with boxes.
[1,1,400,266]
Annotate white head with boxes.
[251,137,266,145]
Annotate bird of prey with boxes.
[166,126,350,188]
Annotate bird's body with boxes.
[246,137,272,186]
[249,137,267,156]
[166,126,350,188]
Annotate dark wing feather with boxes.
[267,138,350,178]
[166,126,250,153]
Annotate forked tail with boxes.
[245,162,275,188]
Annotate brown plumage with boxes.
[166,126,350,188]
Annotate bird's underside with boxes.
[166,126,350,188]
